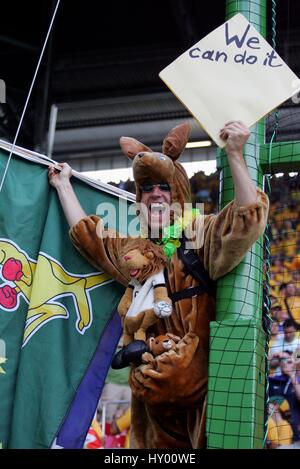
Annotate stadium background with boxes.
[0,0,299,449]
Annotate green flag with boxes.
[0,145,134,448]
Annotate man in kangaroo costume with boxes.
[49,120,269,448]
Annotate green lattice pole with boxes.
[207,0,300,449]
[206,0,267,449]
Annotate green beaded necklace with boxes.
[152,208,200,258]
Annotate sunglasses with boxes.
[140,183,170,193]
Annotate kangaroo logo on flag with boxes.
[0,239,112,346]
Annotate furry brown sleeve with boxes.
[69,215,129,286]
[201,187,269,280]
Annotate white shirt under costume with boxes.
[126,270,166,318]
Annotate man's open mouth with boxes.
[149,203,167,214]
[129,269,140,278]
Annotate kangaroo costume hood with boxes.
[119,122,192,211]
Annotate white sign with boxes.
[159,13,300,147]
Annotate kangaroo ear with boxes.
[119,137,152,160]
[162,122,191,161]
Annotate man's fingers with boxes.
[221,122,249,133]
[48,162,73,181]
[49,163,63,170]
[224,120,245,126]
[221,124,244,133]
[220,125,238,135]
[48,166,59,180]
[219,131,228,140]
[224,121,247,130]
[221,130,240,137]
[220,125,249,141]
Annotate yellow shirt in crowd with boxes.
[116,407,131,449]
[267,417,293,448]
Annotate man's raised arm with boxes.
[220,120,258,206]
[48,162,87,228]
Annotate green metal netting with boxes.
[206,0,300,449]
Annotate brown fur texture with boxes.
[69,122,270,449]
[117,241,172,345]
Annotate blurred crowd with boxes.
[266,172,300,449]
[85,170,300,449]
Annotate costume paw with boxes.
[142,352,154,364]
[154,301,172,318]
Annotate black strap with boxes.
[170,285,209,303]
[161,235,216,304]
[177,235,216,298]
